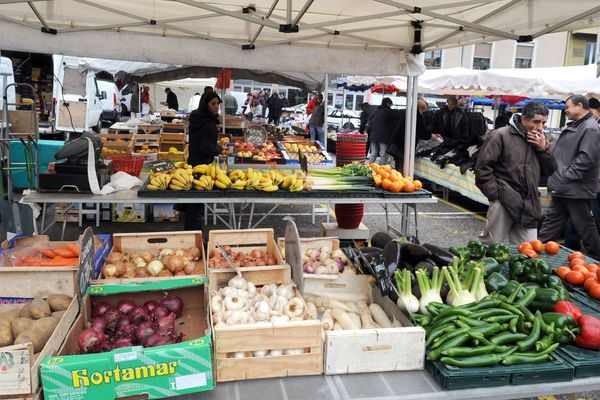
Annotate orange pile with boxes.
[369,163,423,193]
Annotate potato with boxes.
[29,298,51,320]
[19,303,32,319]
[0,309,21,323]
[51,310,66,319]
[0,317,14,347]
[47,294,72,312]
[15,316,59,352]
[11,318,33,338]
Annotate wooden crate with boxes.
[92,231,205,284]
[304,274,425,375]
[0,296,78,399]
[210,265,323,382]
[277,236,344,284]
[136,123,162,135]
[0,235,108,299]
[162,123,186,134]
[207,228,285,272]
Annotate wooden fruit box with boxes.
[209,265,323,382]
[0,296,78,399]
[98,133,136,148]
[136,123,162,135]
[207,229,285,272]
[0,235,110,300]
[277,236,343,283]
[91,231,205,285]
[135,133,161,145]
[303,274,425,375]
[162,123,186,134]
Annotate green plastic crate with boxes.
[426,354,574,391]
[555,344,600,378]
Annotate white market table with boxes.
[22,189,437,240]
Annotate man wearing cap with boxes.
[589,97,600,123]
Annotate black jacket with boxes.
[266,95,284,119]
[433,107,468,141]
[166,91,179,110]
[475,114,556,228]
[387,110,432,159]
[187,109,222,166]
[359,105,374,134]
[547,112,600,199]
[367,106,401,143]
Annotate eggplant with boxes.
[386,262,398,279]
[411,281,422,299]
[383,241,403,267]
[370,232,395,249]
[422,243,454,267]
[439,282,449,302]
[414,258,436,274]
[388,287,399,304]
[401,243,432,265]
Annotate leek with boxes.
[304,176,374,191]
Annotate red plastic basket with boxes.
[109,155,145,177]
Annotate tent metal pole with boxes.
[286,0,292,24]
[532,5,600,38]
[250,0,280,45]
[408,76,418,178]
[403,76,417,178]
[28,2,51,30]
[292,0,315,26]
[323,73,329,153]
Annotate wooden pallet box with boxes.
[303,274,425,375]
[91,230,205,284]
[207,228,285,272]
[136,123,162,135]
[0,296,79,399]
[162,123,186,134]
[209,265,323,382]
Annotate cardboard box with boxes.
[0,234,111,300]
[0,296,79,399]
[40,278,214,400]
[152,204,180,222]
[112,203,146,223]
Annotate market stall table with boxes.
[22,189,436,240]
[414,156,550,210]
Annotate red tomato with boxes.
[597,268,600,281]
[518,242,533,253]
[521,249,537,259]
[530,240,545,253]
[570,258,587,268]
[588,264,599,273]
[572,264,589,273]
[556,266,571,279]
[589,284,600,300]
[566,270,586,285]
[568,251,586,261]
[584,277,598,291]
[545,241,560,254]
[585,271,597,281]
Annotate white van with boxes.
[52,55,103,133]
[97,79,120,123]
[0,56,16,112]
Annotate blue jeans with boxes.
[367,142,389,165]
[309,125,324,144]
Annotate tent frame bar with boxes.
[27,1,50,31]
[532,4,600,38]
[174,0,281,30]
[250,0,280,45]
[292,0,315,27]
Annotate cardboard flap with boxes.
[284,218,303,294]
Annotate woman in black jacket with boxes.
[367,98,401,165]
[180,92,223,230]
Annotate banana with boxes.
[261,184,279,192]
[175,161,187,169]
[231,179,247,190]
[290,180,304,192]
[246,168,255,180]
[193,164,209,174]
[217,174,232,186]
[214,180,228,190]
[146,184,160,190]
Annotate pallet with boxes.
[303,274,426,374]
[210,265,323,382]
[92,230,206,284]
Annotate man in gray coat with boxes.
[475,101,555,244]
[539,95,600,259]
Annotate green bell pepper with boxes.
[528,288,566,312]
[486,243,511,263]
[509,254,529,267]
[544,275,564,289]
[485,272,509,293]
[500,280,527,299]
[541,312,580,344]
[467,240,488,259]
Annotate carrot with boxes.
[41,249,57,259]
[39,257,79,267]
[16,257,45,266]
[66,243,81,256]
[54,248,77,258]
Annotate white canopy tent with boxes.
[3,0,600,175]
[387,65,600,98]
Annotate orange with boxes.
[413,180,423,190]
[403,180,416,192]
[390,181,402,193]
[381,165,392,172]
[378,170,390,180]
[369,163,379,171]
[382,178,392,190]
[373,175,382,187]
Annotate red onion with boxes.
[160,297,184,317]
[117,300,136,315]
[103,308,122,332]
[87,317,107,333]
[146,333,173,347]
[303,261,314,274]
[335,259,345,272]
[112,337,134,349]
[135,321,156,346]
[130,306,149,325]
[157,313,176,330]
[92,302,112,318]
[117,315,132,329]
[116,325,136,340]
[78,328,107,354]
[143,300,160,313]
[151,305,169,321]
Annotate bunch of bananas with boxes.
[214,174,232,189]
[147,172,172,190]
[280,175,304,192]
[169,168,194,191]
[193,175,214,190]
[228,169,246,182]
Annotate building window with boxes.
[473,43,492,70]
[585,41,597,64]
[355,95,364,110]
[515,44,534,68]
[345,94,354,110]
[424,50,442,68]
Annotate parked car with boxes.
[119,84,133,116]
[327,106,361,131]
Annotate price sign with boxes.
[77,227,95,312]
[298,149,308,174]
[284,218,303,294]
[147,159,176,173]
